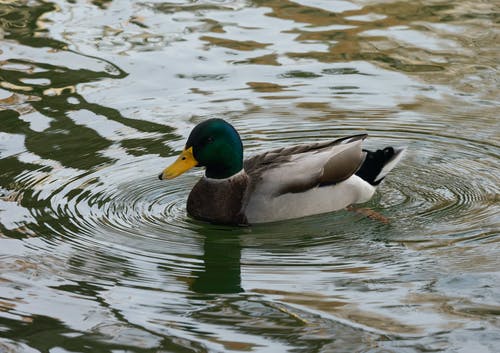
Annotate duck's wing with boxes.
[244,134,367,196]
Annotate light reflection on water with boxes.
[0,0,499,352]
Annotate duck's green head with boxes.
[159,119,243,180]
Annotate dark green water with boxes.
[0,1,499,352]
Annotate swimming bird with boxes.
[159,118,405,225]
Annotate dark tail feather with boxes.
[356,147,405,186]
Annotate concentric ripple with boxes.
[7,156,213,284]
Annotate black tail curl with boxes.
[356,147,397,186]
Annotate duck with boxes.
[159,118,405,225]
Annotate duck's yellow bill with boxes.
[159,147,197,180]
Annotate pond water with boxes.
[0,0,499,352]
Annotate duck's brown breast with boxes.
[187,172,249,225]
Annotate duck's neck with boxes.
[205,168,245,181]
[205,164,243,179]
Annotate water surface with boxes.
[0,0,499,352]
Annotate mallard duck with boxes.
[159,118,405,225]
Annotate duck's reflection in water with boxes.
[191,230,243,294]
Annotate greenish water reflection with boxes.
[191,232,243,294]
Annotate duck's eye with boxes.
[206,136,214,144]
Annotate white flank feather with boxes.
[245,175,375,223]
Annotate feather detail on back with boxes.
[244,134,367,197]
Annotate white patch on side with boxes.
[245,175,376,223]
[374,148,406,182]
